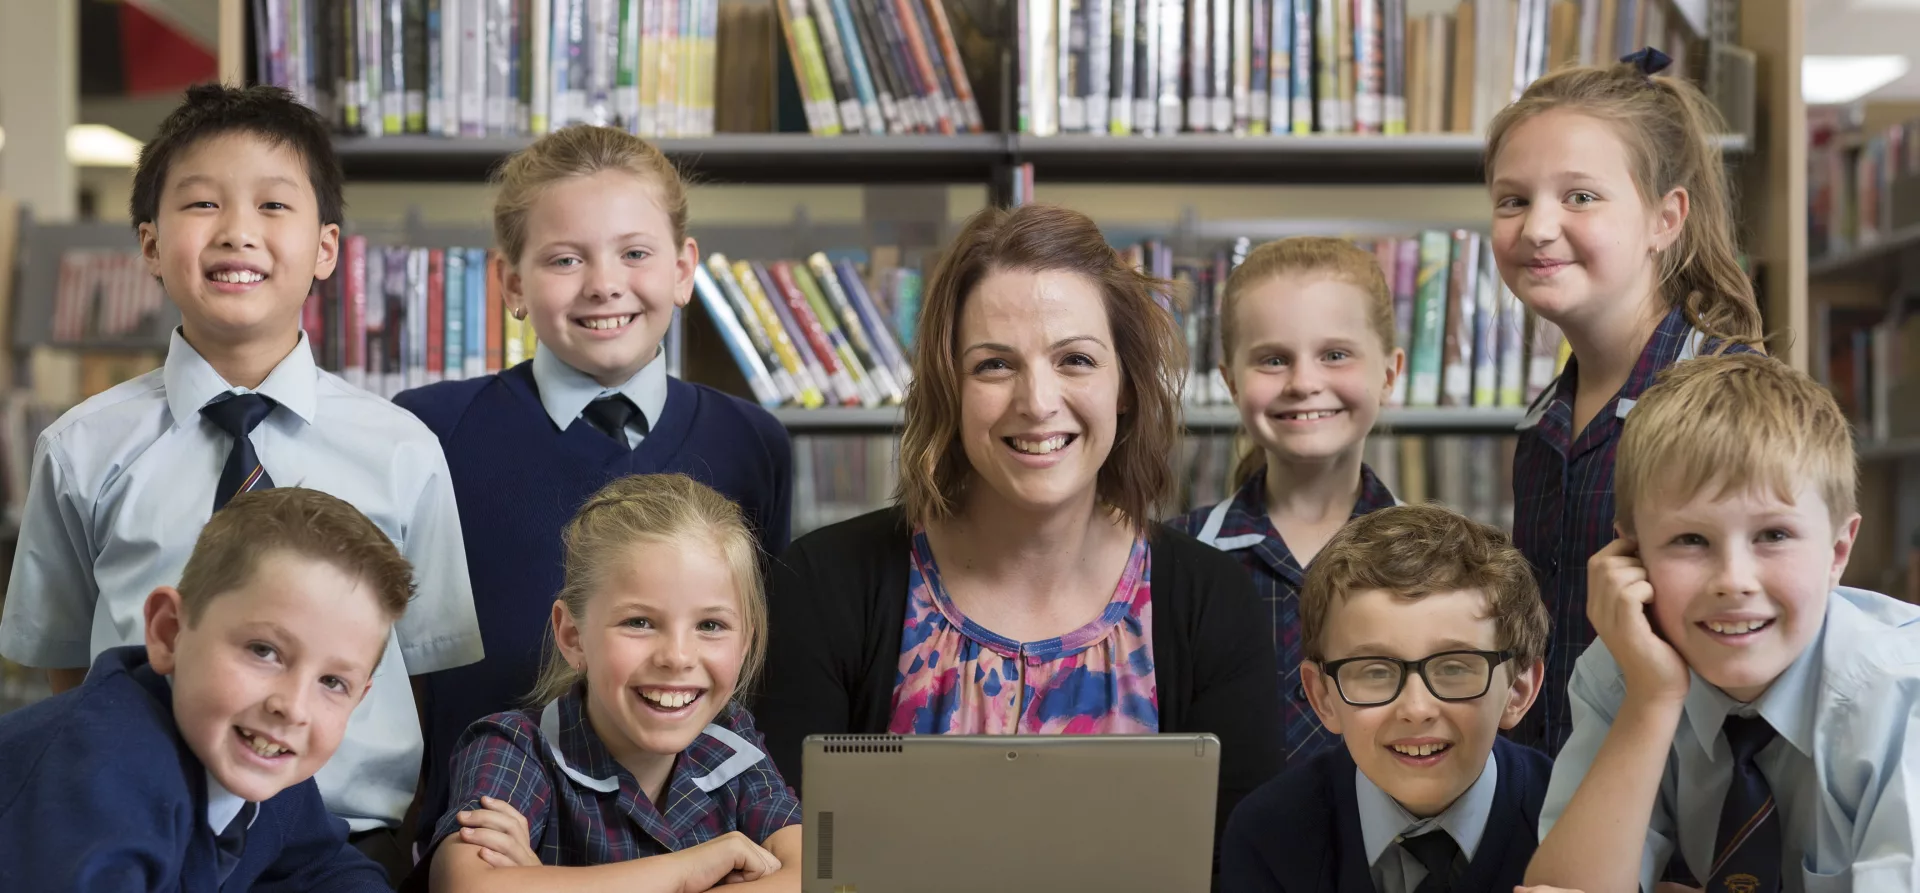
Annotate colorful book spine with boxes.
[741,259,836,406]
[445,249,467,378]
[809,253,903,404]
[1408,230,1449,407]
[692,265,783,407]
[427,249,446,385]
[706,254,808,406]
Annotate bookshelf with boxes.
[1808,222,1920,281]
[205,0,1809,531]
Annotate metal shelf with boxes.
[1808,223,1920,281]
[773,404,1528,435]
[1857,437,1920,462]
[331,132,1749,186]
[333,134,1010,184]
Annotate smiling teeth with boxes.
[641,689,699,709]
[1279,410,1339,421]
[1390,743,1449,757]
[581,315,634,330]
[211,270,264,284]
[1011,435,1070,454]
[240,729,287,757]
[1706,619,1770,635]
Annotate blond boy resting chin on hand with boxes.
[1524,353,1920,893]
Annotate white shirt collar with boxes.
[204,770,256,836]
[530,343,668,437]
[162,327,319,427]
[1356,740,1501,867]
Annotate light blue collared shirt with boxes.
[0,329,485,831]
[530,344,668,449]
[1357,742,1500,893]
[205,770,255,837]
[1542,586,1920,892]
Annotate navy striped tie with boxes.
[1707,715,1781,893]
[202,394,277,512]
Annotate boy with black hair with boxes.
[0,83,483,878]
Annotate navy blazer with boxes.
[0,646,389,892]
[1220,736,1550,893]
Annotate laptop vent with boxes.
[819,734,904,754]
[816,812,834,878]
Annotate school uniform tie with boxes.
[214,801,257,887]
[1708,715,1782,893]
[582,393,645,444]
[1400,829,1460,893]
[202,393,277,512]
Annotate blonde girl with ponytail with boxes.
[1488,47,1766,757]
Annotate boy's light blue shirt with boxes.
[0,329,485,832]
[531,343,668,449]
[1541,586,1920,892]
[1358,743,1499,893]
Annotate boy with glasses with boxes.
[1221,504,1550,893]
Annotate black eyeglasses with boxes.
[1318,650,1517,707]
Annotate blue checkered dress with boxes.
[429,684,801,867]
[1510,305,1756,755]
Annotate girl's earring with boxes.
[510,306,529,321]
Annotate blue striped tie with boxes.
[202,394,277,512]
[1707,715,1781,893]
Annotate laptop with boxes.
[800,733,1220,893]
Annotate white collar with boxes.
[163,328,319,428]
[530,343,669,435]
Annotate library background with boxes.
[0,0,1911,712]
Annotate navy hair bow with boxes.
[1620,46,1672,80]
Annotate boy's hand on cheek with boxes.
[1587,537,1690,704]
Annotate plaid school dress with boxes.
[1510,305,1756,755]
[430,683,801,866]
[1169,464,1400,762]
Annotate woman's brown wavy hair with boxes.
[896,204,1187,531]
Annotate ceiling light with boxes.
[1803,55,1912,105]
[0,124,146,167]
[66,125,145,167]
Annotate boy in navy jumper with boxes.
[1221,503,1550,893]
[1527,354,1920,891]
[392,125,792,851]
[0,488,411,891]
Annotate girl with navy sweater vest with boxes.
[1485,50,1765,755]
[426,474,800,891]
[395,125,792,844]
[1168,237,1404,767]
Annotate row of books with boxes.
[1017,0,1701,137]
[1822,296,1920,447]
[1809,110,1920,261]
[1114,231,1564,411]
[48,250,171,344]
[772,0,990,135]
[793,430,1517,536]
[250,0,990,138]
[252,0,729,138]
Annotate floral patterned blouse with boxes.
[887,528,1159,735]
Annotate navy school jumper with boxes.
[1219,736,1550,893]
[0,646,387,892]
[394,361,793,840]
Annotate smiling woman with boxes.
[755,204,1285,868]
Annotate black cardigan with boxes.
[754,505,1286,844]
